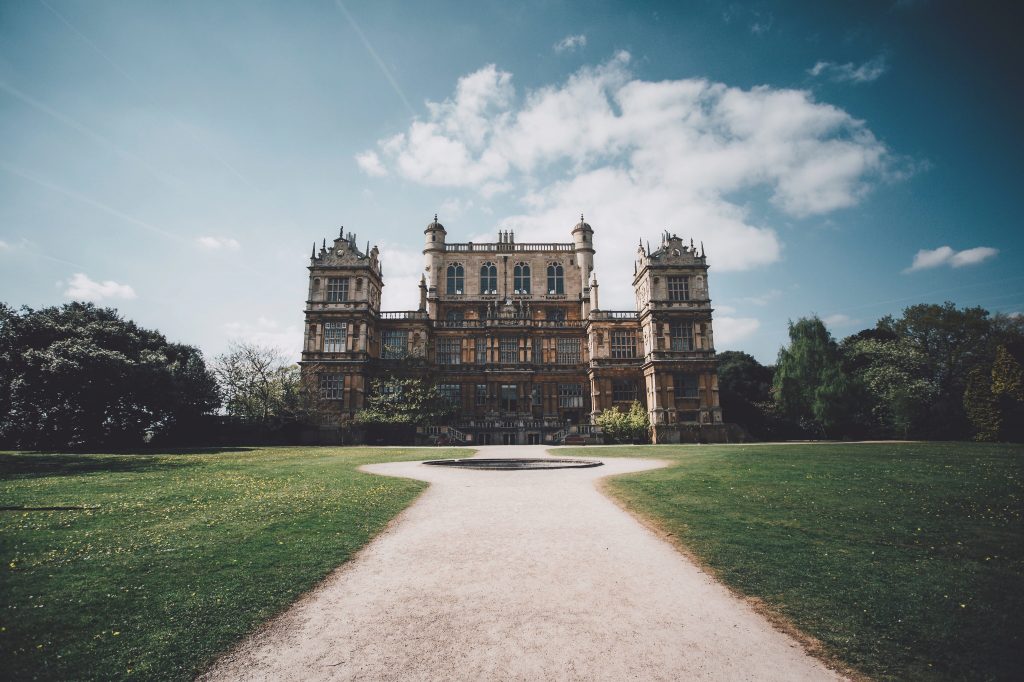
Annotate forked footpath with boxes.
[202,446,844,681]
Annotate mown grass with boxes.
[561,442,1024,681]
[0,446,466,681]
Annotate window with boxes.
[437,383,461,406]
[513,262,531,294]
[381,329,407,359]
[323,321,347,352]
[671,322,694,351]
[612,380,638,403]
[611,331,637,359]
[446,263,464,294]
[480,262,498,294]
[546,263,564,294]
[326,278,349,302]
[559,383,584,408]
[556,338,581,364]
[668,276,689,301]
[547,308,566,321]
[475,337,487,364]
[436,338,461,365]
[320,373,344,400]
[674,374,699,399]
[446,309,464,322]
[475,383,488,406]
[500,337,519,364]
[532,337,541,363]
[500,384,518,412]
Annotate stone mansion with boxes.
[299,216,725,444]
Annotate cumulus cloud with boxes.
[715,317,761,347]
[355,150,388,177]
[0,239,10,251]
[809,55,888,83]
[905,245,998,272]
[360,52,893,306]
[63,273,136,301]
[554,34,587,53]
[197,236,241,250]
[738,289,782,306]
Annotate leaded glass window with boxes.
[674,374,699,399]
[556,338,581,364]
[546,263,564,294]
[480,262,498,294]
[558,383,584,408]
[437,383,461,406]
[319,373,344,400]
[323,321,347,353]
[381,329,407,358]
[513,262,531,294]
[499,337,519,364]
[668,276,689,301]
[612,380,638,403]
[611,331,637,359]
[475,337,487,364]
[671,322,694,351]
[326,278,349,302]
[446,263,464,294]
[436,338,461,365]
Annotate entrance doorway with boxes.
[527,433,540,445]
[502,433,516,445]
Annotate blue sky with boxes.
[1,0,1021,364]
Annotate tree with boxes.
[595,401,650,444]
[212,342,300,425]
[774,317,856,437]
[0,302,220,449]
[716,351,776,438]
[354,376,457,427]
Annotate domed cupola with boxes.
[572,213,592,235]
[425,214,446,234]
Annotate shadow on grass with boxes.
[0,447,253,480]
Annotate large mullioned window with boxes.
[674,374,699,399]
[323,321,347,353]
[499,337,520,364]
[446,263,464,294]
[326,278,349,302]
[437,383,462,406]
[381,329,407,359]
[670,322,694,351]
[612,380,638,403]
[558,383,584,408]
[513,262,531,294]
[436,338,461,365]
[480,262,497,295]
[546,263,564,294]
[610,331,637,359]
[667,276,689,301]
[556,338,581,364]
[320,373,344,400]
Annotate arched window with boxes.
[546,263,564,294]
[513,262,531,294]
[446,263,464,294]
[480,262,497,294]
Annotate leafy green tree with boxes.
[0,302,220,449]
[595,401,650,444]
[212,342,299,424]
[841,336,938,438]
[774,317,856,437]
[964,365,1001,442]
[716,351,775,438]
[354,376,456,427]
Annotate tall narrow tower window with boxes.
[546,263,564,294]
[323,321,347,353]
[513,262,531,294]
[480,262,497,294]
[446,263,464,294]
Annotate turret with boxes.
[423,214,446,290]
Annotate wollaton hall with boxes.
[299,216,728,444]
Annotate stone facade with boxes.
[299,218,724,444]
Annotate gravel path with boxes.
[201,446,843,681]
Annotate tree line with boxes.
[721,302,1024,442]
[2,300,1021,449]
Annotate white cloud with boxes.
[361,52,893,307]
[222,316,301,361]
[63,273,137,301]
[554,34,587,53]
[822,313,861,328]
[738,289,782,306]
[809,55,888,83]
[439,197,474,218]
[355,150,388,177]
[197,236,241,250]
[715,317,761,347]
[0,239,10,250]
[905,245,998,272]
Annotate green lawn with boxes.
[0,446,466,681]
[561,442,1024,681]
